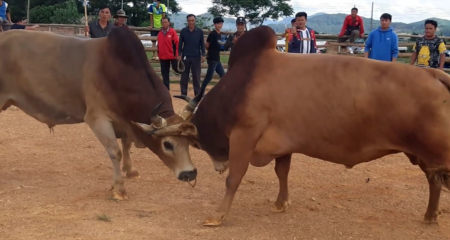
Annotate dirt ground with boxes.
[1,83,450,240]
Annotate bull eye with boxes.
[163,141,174,151]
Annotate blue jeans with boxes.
[201,60,225,89]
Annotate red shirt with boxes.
[157,27,179,60]
[339,15,364,37]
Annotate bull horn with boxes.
[174,86,206,113]
[151,102,167,129]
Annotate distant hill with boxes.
[168,12,450,36]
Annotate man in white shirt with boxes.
[288,12,318,54]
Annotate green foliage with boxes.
[208,0,294,26]
[51,0,83,24]
[30,5,57,23]
[29,0,81,24]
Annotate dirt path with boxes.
[1,84,449,240]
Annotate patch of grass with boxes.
[96,213,111,222]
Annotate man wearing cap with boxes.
[113,9,129,29]
[201,17,226,90]
[157,17,183,90]
[148,0,167,60]
[224,16,247,52]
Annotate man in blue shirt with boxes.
[0,0,11,23]
[364,13,399,62]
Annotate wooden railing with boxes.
[2,23,449,77]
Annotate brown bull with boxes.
[138,26,450,226]
[0,27,198,200]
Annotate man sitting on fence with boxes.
[410,19,447,70]
[0,1,11,24]
[338,7,364,53]
[288,12,317,54]
[148,0,167,60]
[157,17,184,90]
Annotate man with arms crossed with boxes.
[410,19,447,70]
[364,13,398,62]
[178,14,206,97]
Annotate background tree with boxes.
[208,0,294,26]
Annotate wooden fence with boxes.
[3,23,450,78]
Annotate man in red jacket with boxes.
[157,17,182,90]
[338,7,364,44]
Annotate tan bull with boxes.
[0,27,198,200]
[138,26,450,226]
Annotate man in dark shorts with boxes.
[201,17,225,90]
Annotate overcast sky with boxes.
[175,0,449,24]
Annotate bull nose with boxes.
[178,169,197,182]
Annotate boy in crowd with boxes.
[364,13,398,62]
[410,19,447,70]
[201,17,226,90]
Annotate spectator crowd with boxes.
[0,0,448,97]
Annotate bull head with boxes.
[132,87,205,136]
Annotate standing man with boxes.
[85,6,114,38]
[201,17,226,90]
[410,19,447,70]
[284,19,296,52]
[288,12,317,54]
[148,0,166,60]
[0,0,11,23]
[364,13,398,62]
[338,7,364,44]
[224,17,247,52]
[113,9,129,29]
[158,17,182,90]
[178,14,206,97]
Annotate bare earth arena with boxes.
[0,84,449,239]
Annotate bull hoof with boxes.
[270,199,291,213]
[202,218,223,227]
[424,212,439,224]
[202,213,227,227]
[109,184,128,201]
[126,170,141,179]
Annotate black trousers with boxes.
[180,56,201,96]
[159,59,178,90]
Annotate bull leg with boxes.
[85,115,128,200]
[203,128,257,227]
[271,154,292,213]
[405,153,443,223]
[420,164,443,223]
[121,137,140,178]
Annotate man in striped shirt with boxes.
[288,12,317,54]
